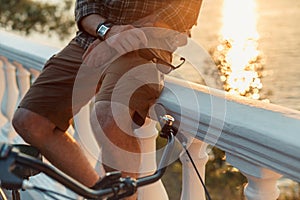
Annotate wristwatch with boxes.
[96,21,113,40]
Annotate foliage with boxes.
[162,159,182,200]
[0,0,75,40]
[205,147,247,200]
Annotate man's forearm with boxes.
[80,14,106,37]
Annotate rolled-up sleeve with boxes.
[75,0,101,30]
[156,0,203,32]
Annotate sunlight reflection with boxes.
[213,0,264,100]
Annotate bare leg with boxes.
[90,101,141,200]
[12,108,99,187]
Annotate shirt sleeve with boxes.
[155,0,203,32]
[75,0,101,30]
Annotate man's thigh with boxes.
[95,52,164,127]
[18,39,88,131]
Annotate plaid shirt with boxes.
[75,0,202,49]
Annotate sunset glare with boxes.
[214,0,263,99]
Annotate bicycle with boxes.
[0,115,176,200]
[0,115,177,200]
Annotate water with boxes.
[192,0,300,111]
[257,0,300,110]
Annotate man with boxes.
[12,0,202,198]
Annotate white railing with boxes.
[1,30,300,200]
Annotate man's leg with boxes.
[11,39,100,187]
[89,54,163,174]
[12,108,99,187]
[90,101,141,177]
[88,51,163,199]
[90,101,141,200]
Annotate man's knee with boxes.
[12,108,28,133]
[90,102,114,141]
[12,108,54,144]
[91,101,135,134]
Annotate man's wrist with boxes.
[96,21,113,40]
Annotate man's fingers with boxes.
[133,28,148,47]
[106,28,148,54]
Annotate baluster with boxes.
[135,118,168,200]
[226,153,282,200]
[29,68,40,83]
[12,61,32,143]
[0,57,19,141]
[0,59,8,141]
[180,138,208,200]
[13,61,31,103]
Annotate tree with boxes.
[0,0,75,40]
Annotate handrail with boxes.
[158,76,300,182]
[0,30,59,71]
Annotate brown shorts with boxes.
[18,39,164,131]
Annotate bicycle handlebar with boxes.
[0,126,175,199]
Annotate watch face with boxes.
[98,25,110,39]
[99,25,109,35]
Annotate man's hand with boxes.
[83,18,187,71]
[83,25,148,70]
[139,19,188,52]
[105,25,148,55]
